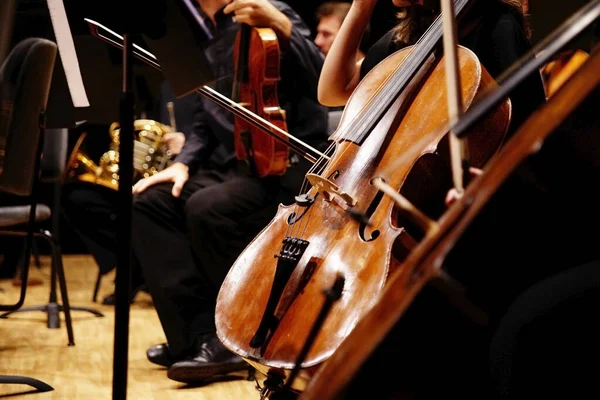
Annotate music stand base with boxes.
[0,228,105,346]
[0,375,54,392]
[0,302,103,329]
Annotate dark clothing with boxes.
[62,81,198,276]
[132,169,280,357]
[175,1,327,172]
[487,87,600,398]
[62,185,120,275]
[133,1,328,359]
[156,81,199,139]
[360,5,546,136]
[490,259,600,398]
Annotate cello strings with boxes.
[286,0,467,241]
[338,0,466,193]
[285,1,463,242]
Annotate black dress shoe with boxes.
[147,343,177,367]
[102,284,146,305]
[167,333,248,383]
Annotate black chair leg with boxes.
[0,230,104,345]
[0,375,53,392]
[31,238,42,269]
[92,270,102,303]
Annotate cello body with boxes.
[299,43,600,400]
[215,45,511,387]
[233,25,289,177]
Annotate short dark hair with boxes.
[316,2,351,23]
[315,1,370,52]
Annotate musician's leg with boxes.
[61,184,119,275]
[185,171,279,289]
[489,258,600,398]
[131,171,222,361]
[161,171,279,383]
[62,184,146,304]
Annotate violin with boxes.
[84,18,327,166]
[232,23,289,177]
[214,0,510,392]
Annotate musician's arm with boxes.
[318,1,376,107]
[173,97,217,173]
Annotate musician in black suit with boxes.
[131,0,328,385]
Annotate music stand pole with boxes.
[112,32,134,400]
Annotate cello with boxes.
[214,0,510,394]
[232,23,289,177]
[299,1,600,398]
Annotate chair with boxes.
[0,37,58,393]
[0,82,104,326]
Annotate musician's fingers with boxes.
[171,175,187,198]
[132,177,151,194]
[232,10,252,25]
[223,0,249,15]
[133,172,165,194]
[445,188,461,207]
[469,166,484,178]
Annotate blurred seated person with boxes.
[314,2,370,130]
[61,80,197,305]
[315,1,368,62]
[133,0,329,384]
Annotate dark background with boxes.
[1,0,598,255]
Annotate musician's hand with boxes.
[163,132,185,155]
[224,0,292,40]
[132,162,189,198]
[444,167,483,207]
[392,0,424,6]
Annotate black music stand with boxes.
[91,1,215,398]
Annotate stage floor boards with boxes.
[0,254,263,399]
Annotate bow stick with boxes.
[372,0,467,233]
[84,18,328,165]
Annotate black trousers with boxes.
[131,165,283,359]
[62,184,143,285]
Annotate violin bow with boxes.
[440,0,470,198]
[83,18,328,165]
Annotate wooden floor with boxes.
[0,254,264,399]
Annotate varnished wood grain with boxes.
[0,254,264,399]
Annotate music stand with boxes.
[92,1,215,398]
[0,0,107,331]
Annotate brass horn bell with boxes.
[64,119,174,191]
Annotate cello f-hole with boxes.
[357,177,386,242]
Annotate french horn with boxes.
[64,119,174,191]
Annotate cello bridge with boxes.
[306,173,357,207]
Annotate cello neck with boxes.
[336,0,471,145]
[232,23,252,103]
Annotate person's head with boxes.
[314,2,351,55]
[392,0,529,45]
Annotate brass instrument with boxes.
[64,119,174,191]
